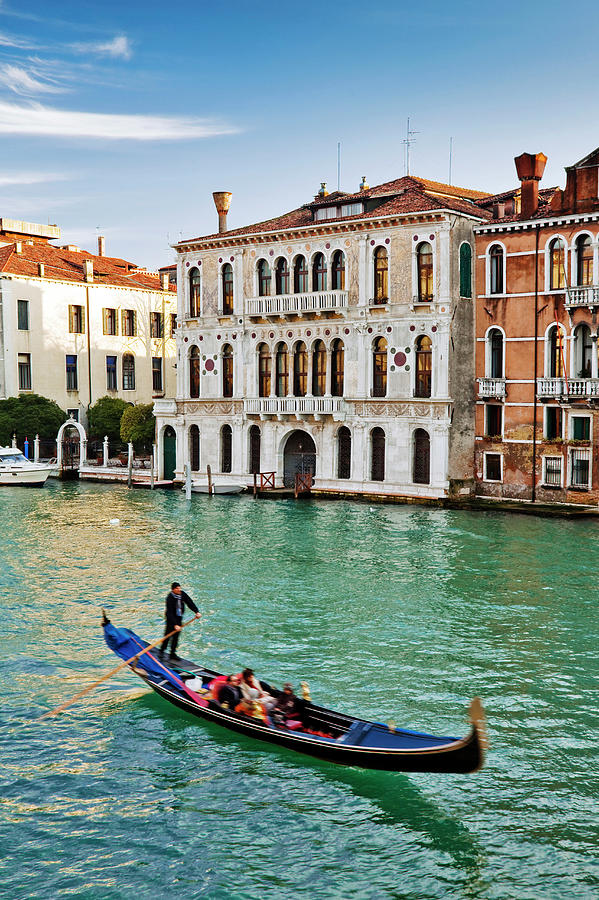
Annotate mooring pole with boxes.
[185,463,191,500]
[150,449,155,490]
[207,464,213,497]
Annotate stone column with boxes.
[592,334,598,380]
[325,348,333,397]
[81,438,87,465]
[127,441,134,469]
[103,435,109,467]
[34,434,40,463]
[11,433,16,448]
[270,351,276,397]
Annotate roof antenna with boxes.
[402,117,419,176]
[337,141,341,192]
[448,136,453,185]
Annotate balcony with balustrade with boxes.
[537,377,599,399]
[246,290,348,318]
[564,286,599,308]
[244,396,346,420]
[477,378,506,399]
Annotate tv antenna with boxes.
[402,117,419,176]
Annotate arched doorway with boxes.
[283,430,316,488]
[413,429,430,485]
[163,426,176,480]
[249,424,261,474]
[56,417,87,478]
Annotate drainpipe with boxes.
[85,284,92,410]
[532,224,540,502]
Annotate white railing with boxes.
[565,286,599,307]
[244,397,345,416]
[477,378,506,398]
[246,290,348,316]
[537,378,599,398]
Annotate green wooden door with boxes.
[163,426,176,480]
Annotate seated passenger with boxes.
[215,674,241,709]
[240,667,277,711]
[234,697,269,724]
[272,683,304,730]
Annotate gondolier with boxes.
[161,582,199,660]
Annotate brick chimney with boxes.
[160,272,169,291]
[514,152,547,218]
[15,241,22,254]
[84,259,94,282]
[38,263,45,277]
[97,235,106,257]
[213,192,232,234]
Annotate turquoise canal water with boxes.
[0,483,597,899]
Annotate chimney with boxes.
[15,241,22,254]
[38,263,45,277]
[359,176,369,192]
[84,259,94,282]
[317,182,329,199]
[97,235,106,257]
[213,191,233,233]
[160,272,169,291]
[514,152,547,218]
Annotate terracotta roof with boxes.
[0,242,174,292]
[476,187,559,224]
[180,174,490,245]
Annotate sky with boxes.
[1,0,599,268]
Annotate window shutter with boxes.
[69,305,73,332]
[460,244,472,298]
[81,306,85,333]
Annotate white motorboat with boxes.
[184,481,246,495]
[0,447,53,486]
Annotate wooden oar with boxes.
[39,614,200,720]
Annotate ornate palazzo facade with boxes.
[155,176,487,498]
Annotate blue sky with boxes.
[1,0,598,267]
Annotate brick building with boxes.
[474,148,599,504]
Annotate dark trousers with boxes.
[161,617,181,654]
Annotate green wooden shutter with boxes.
[460,243,472,298]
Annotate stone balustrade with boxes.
[246,290,348,317]
[477,378,506,398]
[565,285,599,307]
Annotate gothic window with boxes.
[312,340,326,396]
[189,269,201,317]
[337,426,351,479]
[488,329,504,378]
[574,324,592,378]
[222,263,233,315]
[331,250,345,290]
[373,247,388,303]
[331,339,344,396]
[189,346,200,398]
[312,253,327,291]
[576,234,593,287]
[275,343,288,397]
[221,424,232,473]
[413,429,430,484]
[293,342,308,396]
[549,238,566,290]
[489,244,504,294]
[258,259,271,297]
[275,258,290,295]
[258,343,271,397]
[294,255,308,293]
[415,335,432,397]
[417,242,433,302]
[371,427,385,481]
[548,325,565,378]
[372,337,387,397]
[222,344,233,397]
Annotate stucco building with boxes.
[0,219,176,426]
[155,175,488,497]
[474,148,599,504]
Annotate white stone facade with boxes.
[156,190,481,499]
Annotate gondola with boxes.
[103,620,486,774]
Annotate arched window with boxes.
[189,424,200,471]
[122,353,135,390]
[415,335,432,397]
[312,340,326,396]
[374,247,388,304]
[275,343,288,397]
[221,424,232,473]
[258,259,271,297]
[576,235,593,287]
[372,337,387,397]
[189,269,201,317]
[249,424,261,474]
[294,255,308,293]
[332,250,345,290]
[460,243,472,298]
[189,346,200,398]
[331,339,344,396]
[258,343,271,397]
[417,242,433,302]
[574,324,592,378]
[312,253,327,291]
[489,244,504,294]
[222,344,233,397]
[549,238,566,290]
[275,258,289,295]
[221,263,233,315]
[548,325,565,378]
[337,426,351,479]
[293,342,308,396]
[487,329,504,378]
[371,427,385,481]
[413,429,430,484]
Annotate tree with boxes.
[120,403,155,452]
[88,396,131,443]
[0,393,66,446]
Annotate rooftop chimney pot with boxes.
[15,241,22,254]
[359,176,369,192]
[97,235,106,257]
[84,259,94,282]
[514,152,547,218]
[160,272,169,291]
[213,191,233,234]
[317,182,329,198]
[38,262,45,277]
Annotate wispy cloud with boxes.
[71,35,132,61]
[0,171,67,187]
[0,101,238,141]
[0,63,67,95]
[0,30,36,50]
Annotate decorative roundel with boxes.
[441,307,446,313]
[218,257,223,263]
[197,260,202,266]
[287,247,293,254]
[394,351,407,367]
[367,327,373,334]
[205,359,215,372]
[230,256,234,262]
[306,330,312,337]
[269,249,274,256]
[213,355,217,360]
[305,244,310,251]
[184,336,188,342]
[202,354,206,360]
[199,335,203,341]
[269,331,274,338]
[405,346,411,353]
[214,369,218,375]
[186,261,190,267]
[232,333,237,339]
[390,365,395,372]
[385,238,390,245]
[251,332,256,339]
[386,326,392,333]
[431,326,437,333]
[405,364,410,372]
[202,369,206,376]
[216,334,221,340]
[325,329,330,336]
[370,239,375,246]
[410,325,416,331]
[345,240,351,247]
[287,331,293,337]
[429,234,435,240]
[413,235,418,242]
[344,327,350,334]
[325,242,331,249]
[391,347,396,354]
